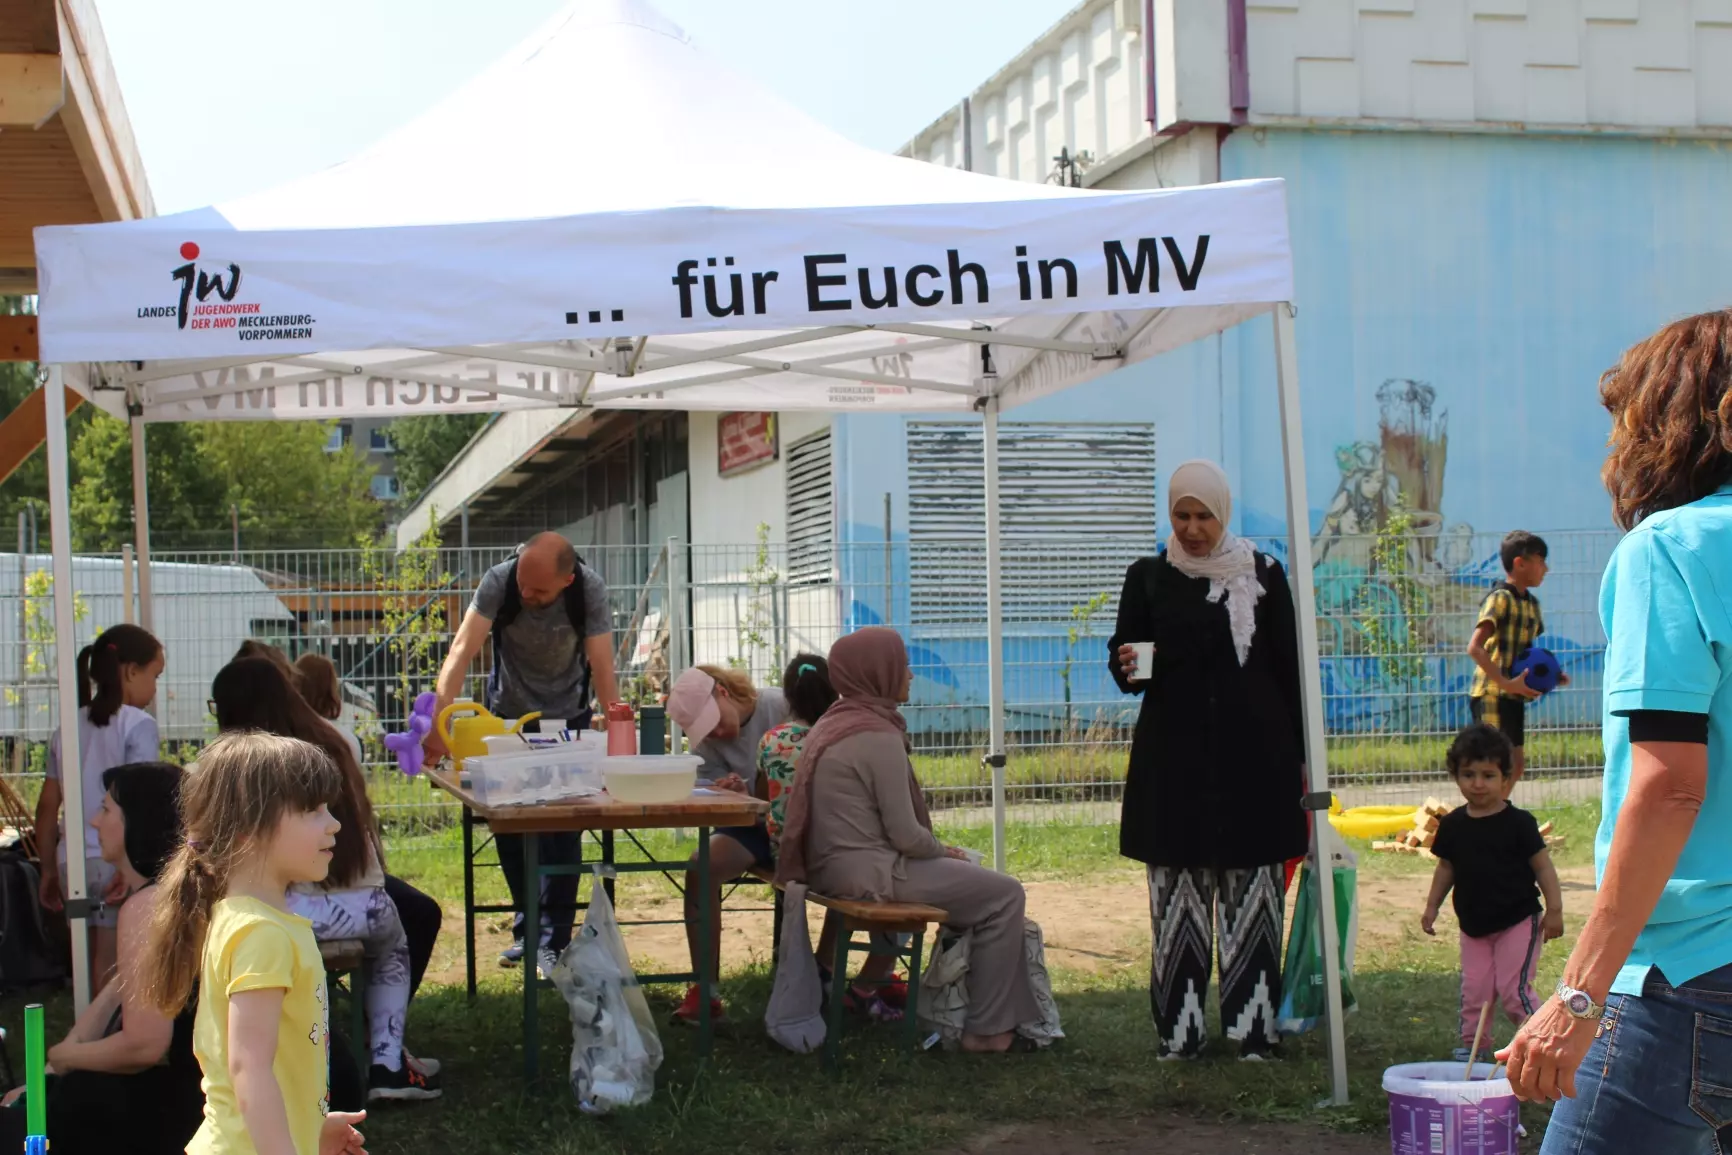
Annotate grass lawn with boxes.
[0,802,1602,1154]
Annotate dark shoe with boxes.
[367,1062,443,1102]
[498,940,525,968]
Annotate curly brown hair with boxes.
[1601,310,1732,530]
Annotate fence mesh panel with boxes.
[0,528,1616,864]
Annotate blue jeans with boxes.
[1542,962,1732,1153]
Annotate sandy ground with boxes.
[949,1118,1393,1155]
[437,860,1598,989]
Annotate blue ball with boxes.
[1510,646,1562,694]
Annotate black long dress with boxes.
[1107,550,1309,869]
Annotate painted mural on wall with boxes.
[1307,379,1592,734]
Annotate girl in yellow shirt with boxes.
[139,731,368,1155]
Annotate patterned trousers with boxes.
[1146,863,1285,1057]
[286,886,412,1071]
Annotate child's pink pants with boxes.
[1460,914,1543,1045]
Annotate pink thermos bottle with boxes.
[606,701,638,756]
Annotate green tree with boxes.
[0,299,94,541]
[1357,499,1431,730]
[387,414,487,507]
[358,517,453,718]
[69,413,382,551]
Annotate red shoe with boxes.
[672,984,726,1026]
[880,978,910,1010]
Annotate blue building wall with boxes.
[832,128,1732,737]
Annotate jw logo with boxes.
[171,242,241,330]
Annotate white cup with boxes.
[1127,641,1155,682]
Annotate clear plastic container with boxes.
[469,743,605,807]
[602,755,702,804]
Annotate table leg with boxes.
[696,827,712,1057]
[462,804,477,1002]
[523,834,540,1080]
[602,829,616,907]
[904,928,926,1052]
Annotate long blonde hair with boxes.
[696,665,758,713]
[141,732,343,1015]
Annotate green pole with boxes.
[24,1003,45,1140]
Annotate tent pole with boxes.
[983,398,1007,872]
[43,365,91,1015]
[1273,304,1348,1106]
[129,408,154,635]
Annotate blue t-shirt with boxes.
[1599,486,1732,995]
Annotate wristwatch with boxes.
[1555,980,1605,1021]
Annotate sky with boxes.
[94,0,1074,215]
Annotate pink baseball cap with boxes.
[667,669,721,744]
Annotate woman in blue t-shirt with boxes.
[1503,310,1732,1153]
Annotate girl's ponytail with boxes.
[82,624,162,727]
[142,842,222,1015]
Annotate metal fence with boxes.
[0,527,1618,853]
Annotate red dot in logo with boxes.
[179,242,199,261]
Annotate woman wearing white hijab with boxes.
[1108,459,1308,1061]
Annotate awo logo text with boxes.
[135,244,316,343]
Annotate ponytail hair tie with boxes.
[105,643,118,653]
[185,839,204,852]
[797,663,817,677]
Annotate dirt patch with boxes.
[423,863,1599,990]
[952,1117,1389,1155]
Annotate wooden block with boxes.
[1537,821,1554,837]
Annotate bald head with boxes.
[517,533,578,608]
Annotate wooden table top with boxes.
[426,765,768,834]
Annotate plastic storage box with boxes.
[467,741,605,807]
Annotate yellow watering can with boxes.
[437,701,542,771]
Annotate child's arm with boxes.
[229,988,298,1155]
[1532,847,1566,941]
[1421,859,1454,935]
[1468,619,1539,700]
[32,776,61,912]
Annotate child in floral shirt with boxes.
[759,654,835,852]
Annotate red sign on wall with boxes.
[718,412,779,478]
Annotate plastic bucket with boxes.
[1384,1062,1519,1155]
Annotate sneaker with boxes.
[498,941,525,968]
[1156,1048,1199,1062]
[671,984,727,1026]
[404,1051,441,1078]
[536,948,560,982]
[1452,1047,1476,1063]
[367,1062,443,1102]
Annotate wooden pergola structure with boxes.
[0,0,152,476]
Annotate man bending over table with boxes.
[428,532,619,979]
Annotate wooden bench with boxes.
[320,939,370,1082]
[745,866,948,1067]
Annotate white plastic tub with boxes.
[469,743,605,807]
[602,755,702,804]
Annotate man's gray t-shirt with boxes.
[693,686,789,787]
[472,559,612,721]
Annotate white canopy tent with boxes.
[32,0,1349,1101]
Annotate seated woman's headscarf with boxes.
[774,627,930,885]
[1165,459,1263,665]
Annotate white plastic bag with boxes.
[551,868,663,1112]
[917,919,1062,1049]
[764,882,826,1054]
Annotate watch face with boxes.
[1565,991,1592,1015]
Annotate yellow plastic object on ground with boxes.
[1328,804,1420,841]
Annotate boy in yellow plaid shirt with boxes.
[1466,531,1567,795]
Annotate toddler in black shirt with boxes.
[1422,723,1564,1059]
